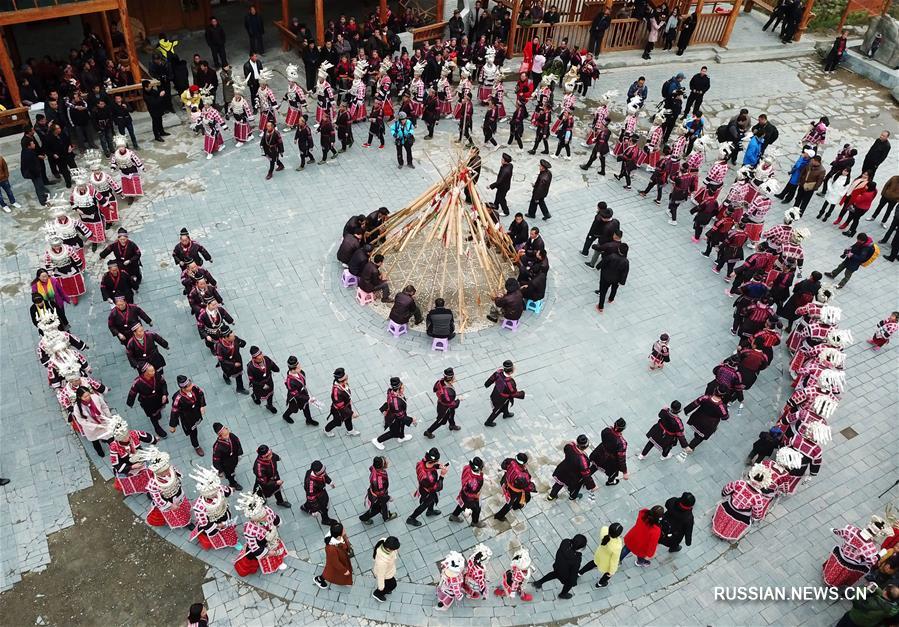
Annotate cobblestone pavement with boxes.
[1,54,897,626]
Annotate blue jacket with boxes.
[842,237,875,271]
[390,119,415,145]
[788,155,810,185]
[743,136,763,167]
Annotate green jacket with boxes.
[846,589,899,627]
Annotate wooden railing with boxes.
[273,20,300,51]
[0,106,31,134]
[410,20,448,44]
[693,10,732,44]
[107,83,146,111]
[602,18,650,51]
[511,20,591,54]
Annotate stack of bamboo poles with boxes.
[369,148,517,334]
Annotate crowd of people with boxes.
[7,1,899,624]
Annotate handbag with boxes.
[802,181,816,191]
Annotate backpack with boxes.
[661,78,674,99]
[861,243,880,267]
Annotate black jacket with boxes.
[689,73,710,94]
[491,163,513,193]
[494,289,524,320]
[244,12,264,36]
[337,234,360,265]
[212,433,243,474]
[660,496,695,547]
[599,250,629,285]
[426,307,455,338]
[348,248,369,277]
[750,121,779,147]
[20,147,43,180]
[552,539,584,585]
[862,138,891,171]
[508,219,529,247]
[532,170,552,200]
[389,292,419,324]
[205,24,227,47]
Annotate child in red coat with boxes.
[621,506,665,567]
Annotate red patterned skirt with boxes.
[204,133,224,155]
[781,473,803,495]
[712,501,752,541]
[114,469,153,495]
[197,525,239,550]
[788,350,807,373]
[612,141,625,157]
[381,100,394,120]
[744,186,759,204]
[83,219,106,244]
[642,150,661,170]
[439,99,453,116]
[786,326,805,353]
[744,222,764,242]
[496,101,506,119]
[120,174,143,197]
[72,246,86,267]
[285,106,302,128]
[258,110,277,131]
[822,547,869,587]
[98,191,118,222]
[411,101,424,118]
[147,496,192,528]
[349,102,367,122]
[477,86,493,103]
[234,121,251,143]
[58,273,86,298]
[234,540,286,575]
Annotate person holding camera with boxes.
[390,111,416,169]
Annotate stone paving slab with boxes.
[0,54,897,626]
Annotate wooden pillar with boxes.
[720,0,743,46]
[116,0,141,83]
[380,0,388,24]
[436,0,444,22]
[743,0,754,13]
[315,0,325,44]
[507,0,521,53]
[280,0,290,50]
[0,28,20,107]
[836,0,851,31]
[100,10,115,57]
[794,0,815,41]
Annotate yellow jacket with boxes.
[157,37,179,58]
[592,526,623,575]
[181,89,201,109]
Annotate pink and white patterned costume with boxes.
[190,486,239,550]
[551,93,576,134]
[492,81,507,118]
[228,96,254,144]
[437,76,454,117]
[692,160,729,204]
[822,525,879,587]
[870,318,899,348]
[256,86,279,131]
[43,244,86,301]
[284,83,306,128]
[744,194,772,242]
[109,147,145,197]
[109,429,156,495]
[410,77,425,118]
[147,467,193,529]
[69,184,106,243]
[90,169,122,223]
[462,557,488,599]
[199,107,226,155]
[712,479,772,541]
[638,124,665,169]
[237,507,286,574]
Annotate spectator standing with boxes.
[837,181,878,236]
[868,174,899,226]
[245,5,265,54]
[862,131,892,177]
[205,17,228,69]
[596,242,629,313]
[111,94,139,149]
[825,233,876,288]
[142,79,168,143]
[0,155,22,212]
[676,11,697,55]
[390,112,415,169]
[642,10,663,60]
[621,506,665,567]
[20,139,49,205]
[683,67,710,119]
[589,9,611,55]
[663,8,680,50]
[658,493,695,553]
[525,158,553,220]
[793,154,826,215]
[91,98,114,156]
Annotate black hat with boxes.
[287,355,298,367]
[614,417,627,431]
[212,422,224,434]
[670,400,682,413]
[333,367,346,381]
[384,536,401,550]
[502,360,514,373]
[389,376,401,390]
[180,227,189,236]
[117,227,128,235]
[443,367,455,379]
[679,492,696,507]
[219,325,233,336]
[539,159,551,170]
[470,456,484,471]
[576,434,589,449]
[311,460,323,472]
[426,447,440,462]
[250,345,261,357]
[114,294,127,301]
[107,259,119,266]
[516,452,528,464]
[177,374,190,388]
[660,333,670,342]
[31,293,44,303]
[256,444,270,455]
[130,322,143,331]
[501,152,512,162]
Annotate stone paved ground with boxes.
[0,53,897,626]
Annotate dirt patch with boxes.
[0,466,207,626]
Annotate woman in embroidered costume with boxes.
[454,63,475,120]
[349,59,369,123]
[85,151,122,223]
[478,46,500,104]
[228,74,254,147]
[256,68,279,131]
[46,204,91,266]
[586,90,616,146]
[234,491,288,575]
[435,551,466,610]
[613,96,642,155]
[375,58,395,120]
[68,168,105,250]
[108,414,156,496]
[823,515,893,587]
[315,61,337,125]
[190,465,240,550]
[135,446,193,529]
[194,87,227,160]
[42,235,86,304]
[493,548,533,602]
[282,64,306,132]
[409,60,427,120]
[462,544,492,599]
[437,61,456,118]
[711,463,776,542]
[550,67,579,135]
[638,110,668,170]
[108,134,145,202]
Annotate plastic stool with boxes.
[500,318,520,331]
[356,288,375,306]
[341,269,358,288]
[431,337,449,351]
[388,320,408,337]
[525,299,544,315]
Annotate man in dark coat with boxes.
[21,139,49,205]
[359,254,392,302]
[751,114,779,155]
[683,67,710,119]
[489,152,514,216]
[526,159,553,220]
[337,231,362,265]
[825,233,876,288]
[211,422,243,490]
[508,213,529,248]
[100,261,138,303]
[244,5,265,54]
[168,375,206,456]
[493,277,524,322]
[484,360,525,426]
[253,444,291,507]
[247,346,280,413]
[389,285,423,326]
[596,243,629,312]
[659,492,695,552]
[581,203,618,257]
[862,131,892,176]
[205,17,228,69]
[426,299,455,339]
[141,79,168,142]
[588,9,611,55]
[533,534,588,599]
[348,244,371,278]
